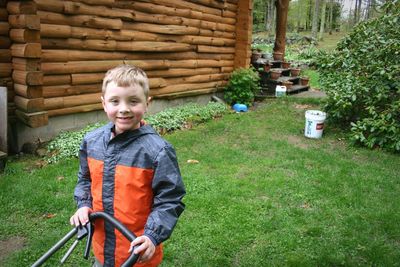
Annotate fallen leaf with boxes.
[57,176,65,181]
[187,159,199,164]
[43,213,56,219]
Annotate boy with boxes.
[70,65,186,267]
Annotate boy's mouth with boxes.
[117,116,133,121]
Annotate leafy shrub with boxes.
[224,68,261,106]
[316,0,400,152]
[46,102,228,163]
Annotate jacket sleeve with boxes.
[74,138,93,209]
[144,145,186,245]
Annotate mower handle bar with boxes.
[31,211,139,267]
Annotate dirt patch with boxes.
[287,135,311,149]
[0,236,26,263]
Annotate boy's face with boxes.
[102,81,150,135]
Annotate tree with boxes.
[273,0,290,56]
[319,0,327,39]
[311,0,320,38]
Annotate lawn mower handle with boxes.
[89,212,140,267]
[31,211,139,267]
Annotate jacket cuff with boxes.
[144,230,160,246]
[77,201,92,209]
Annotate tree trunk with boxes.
[318,0,326,40]
[328,0,333,34]
[273,0,289,57]
[311,0,320,39]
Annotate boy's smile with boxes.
[102,81,150,135]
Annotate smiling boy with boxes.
[70,65,186,267]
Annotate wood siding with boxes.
[3,0,252,127]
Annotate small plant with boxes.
[223,67,261,106]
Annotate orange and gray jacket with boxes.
[74,123,186,266]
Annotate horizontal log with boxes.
[43,74,71,85]
[71,73,103,85]
[7,1,37,15]
[221,67,234,73]
[10,29,40,43]
[197,45,236,53]
[126,1,236,25]
[35,0,133,20]
[42,83,102,98]
[41,49,234,62]
[12,70,43,85]
[8,14,40,30]
[14,84,43,98]
[37,11,123,30]
[15,110,48,127]
[44,92,101,110]
[145,0,221,16]
[70,72,166,89]
[168,59,233,68]
[123,22,199,35]
[47,103,102,117]
[0,21,8,35]
[0,49,11,62]
[69,0,115,6]
[146,67,220,78]
[41,60,170,75]
[41,38,195,52]
[11,43,41,58]
[188,0,226,9]
[164,73,229,86]
[222,9,237,19]
[41,23,235,46]
[14,95,44,112]
[0,36,11,48]
[153,87,222,99]
[151,80,226,96]
[199,29,235,39]
[0,63,11,77]
[12,58,40,71]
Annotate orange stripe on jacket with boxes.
[88,157,106,264]
[114,165,162,267]
[88,158,163,266]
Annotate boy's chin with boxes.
[115,123,140,134]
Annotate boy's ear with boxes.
[146,97,152,106]
[101,96,106,111]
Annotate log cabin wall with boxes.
[0,2,13,123]
[5,0,252,131]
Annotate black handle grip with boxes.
[89,212,140,267]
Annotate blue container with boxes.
[233,103,248,112]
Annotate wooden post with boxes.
[273,0,290,58]
[234,0,252,69]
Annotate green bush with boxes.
[316,0,400,152]
[223,67,261,106]
[46,102,228,163]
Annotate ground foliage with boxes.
[316,0,400,152]
[223,67,261,106]
[46,102,228,163]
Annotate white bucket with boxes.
[304,110,327,138]
[275,85,286,97]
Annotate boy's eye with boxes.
[110,99,119,104]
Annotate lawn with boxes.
[1,97,400,266]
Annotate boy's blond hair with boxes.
[102,64,149,98]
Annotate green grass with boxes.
[302,69,320,89]
[1,98,400,266]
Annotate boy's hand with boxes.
[70,207,93,227]
[129,235,155,263]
